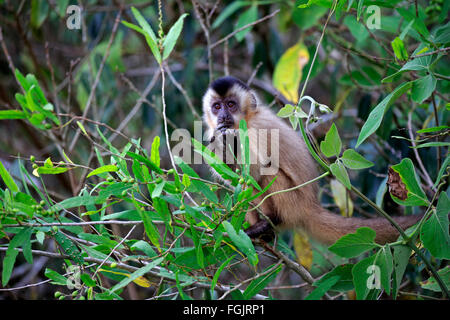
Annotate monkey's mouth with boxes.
[217,122,234,133]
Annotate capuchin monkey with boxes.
[202,76,422,245]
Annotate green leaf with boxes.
[81,274,97,287]
[243,264,282,299]
[36,231,45,245]
[420,266,450,292]
[2,247,19,287]
[374,245,393,295]
[151,180,165,198]
[411,75,436,104]
[150,136,160,168]
[343,15,369,43]
[210,255,236,296]
[238,119,250,177]
[76,121,88,136]
[223,221,258,266]
[130,240,157,258]
[389,158,429,206]
[392,244,411,299]
[434,155,449,188]
[212,1,250,29]
[417,125,450,134]
[356,0,364,21]
[0,110,27,119]
[127,8,161,64]
[192,139,240,183]
[126,151,163,174]
[277,104,295,118]
[36,167,69,175]
[53,231,84,264]
[356,82,412,148]
[30,0,49,28]
[352,254,381,300]
[44,268,68,286]
[306,274,340,300]
[0,160,19,193]
[420,193,450,259]
[1,228,33,286]
[292,0,328,30]
[175,156,218,203]
[22,229,33,264]
[320,123,342,157]
[329,227,378,258]
[51,195,98,211]
[330,161,351,190]
[109,257,164,293]
[87,165,118,178]
[162,13,188,60]
[391,37,409,61]
[412,142,450,149]
[15,69,31,92]
[235,4,258,42]
[181,173,191,189]
[138,209,160,251]
[341,149,374,170]
[353,246,395,299]
[382,56,431,83]
[306,264,353,300]
[175,271,193,300]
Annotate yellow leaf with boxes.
[273,42,309,103]
[32,168,40,177]
[132,276,152,288]
[330,179,354,217]
[293,230,313,270]
[62,149,74,165]
[99,268,153,288]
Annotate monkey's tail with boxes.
[305,208,423,245]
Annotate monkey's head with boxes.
[203,76,257,137]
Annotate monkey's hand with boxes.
[222,128,237,136]
[245,220,275,242]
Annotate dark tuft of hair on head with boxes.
[210,76,249,97]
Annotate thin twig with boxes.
[92,225,137,278]
[164,63,201,119]
[69,10,122,152]
[0,26,21,91]
[407,109,436,191]
[0,247,267,298]
[217,260,283,300]
[118,72,177,130]
[210,9,280,49]
[192,0,213,82]
[109,70,162,143]
[411,47,450,58]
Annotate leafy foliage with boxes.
[0,0,448,301]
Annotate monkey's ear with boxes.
[249,92,257,109]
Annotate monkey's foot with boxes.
[245,220,275,242]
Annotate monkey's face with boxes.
[203,77,257,138]
[210,96,240,134]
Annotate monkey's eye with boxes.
[227,101,235,108]
[212,103,221,110]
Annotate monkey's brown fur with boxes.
[203,77,421,245]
